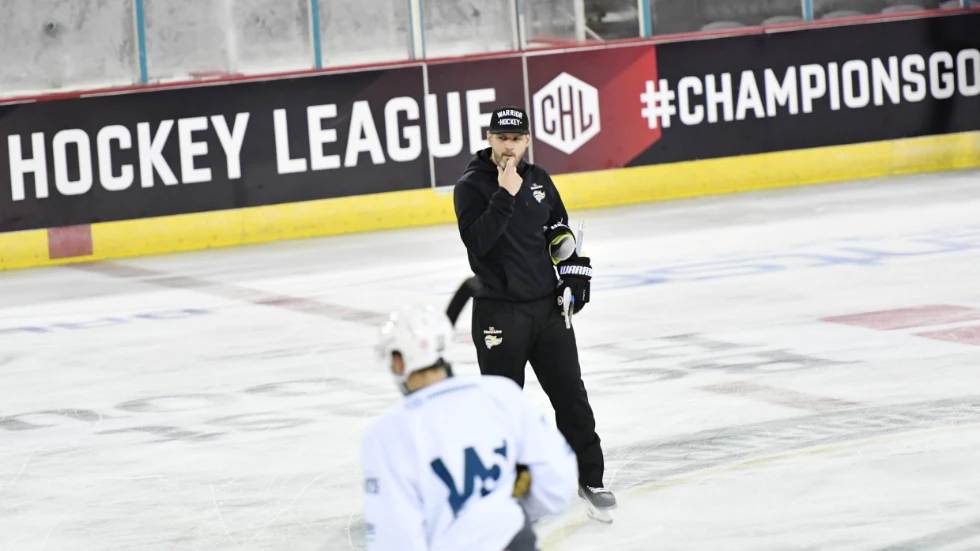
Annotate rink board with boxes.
[2,11,978,271]
[2,130,978,271]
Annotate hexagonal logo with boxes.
[533,72,600,155]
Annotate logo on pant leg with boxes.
[483,327,503,349]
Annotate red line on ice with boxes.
[71,262,387,325]
[699,381,862,412]
[822,305,980,331]
[915,325,980,346]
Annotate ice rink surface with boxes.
[2,169,980,550]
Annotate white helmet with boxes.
[376,305,455,394]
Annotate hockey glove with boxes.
[557,255,592,314]
[513,464,531,498]
[545,222,576,265]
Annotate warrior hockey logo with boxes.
[483,327,503,349]
[495,108,525,128]
[559,264,594,278]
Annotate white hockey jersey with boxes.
[361,374,579,551]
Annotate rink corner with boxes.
[0,131,978,272]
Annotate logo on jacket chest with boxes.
[530,183,545,203]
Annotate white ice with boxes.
[2,169,980,550]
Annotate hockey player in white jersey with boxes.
[361,305,579,551]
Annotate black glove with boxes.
[557,255,592,314]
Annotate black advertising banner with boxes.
[425,56,526,188]
[3,12,978,234]
[629,12,980,167]
[0,66,428,233]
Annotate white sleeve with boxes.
[515,396,580,521]
[361,424,428,551]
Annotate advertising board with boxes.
[1,67,428,232]
[1,11,978,270]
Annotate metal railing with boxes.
[0,0,971,98]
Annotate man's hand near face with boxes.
[497,157,523,196]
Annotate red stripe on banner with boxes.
[822,305,980,331]
[915,325,980,346]
[48,226,94,259]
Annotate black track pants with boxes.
[471,295,604,488]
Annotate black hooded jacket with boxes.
[453,147,570,302]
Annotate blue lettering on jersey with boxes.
[431,440,508,517]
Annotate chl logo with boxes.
[533,72,601,155]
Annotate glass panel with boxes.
[813,0,944,19]
[650,0,803,35]
[232,0,312,73]
[0,0,137,96]
[144,0,236,81]
[422,0,516,58]
[585,0,641,40]
[525,0,581,46]
[648,0,950,34]
[145,0,313,83]
[525,0,641,46]
[320,0,411,67]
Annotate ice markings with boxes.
[0,378,391,445]
[594,225,980,291]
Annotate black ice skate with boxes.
[579,485,617,524]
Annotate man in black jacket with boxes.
[452,105,616,520]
